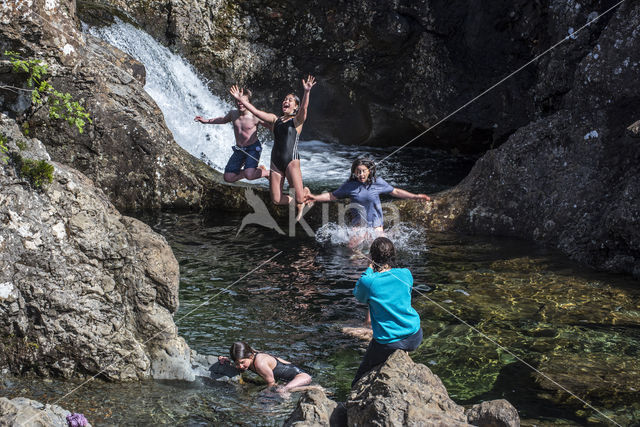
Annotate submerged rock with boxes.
[286,351,519,426]
[0,116,192,380]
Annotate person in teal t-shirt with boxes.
[352,237,423,386]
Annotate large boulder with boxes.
[285,350,520,426]
[347,351,470,426]
[0,116,192,380]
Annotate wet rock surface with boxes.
[0,116,192,380]
[0,396,88,427]
[286,351,519,427]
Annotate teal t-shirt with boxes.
[353,267,421,343]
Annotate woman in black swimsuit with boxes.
[230,76,316,218]
[218,341,312,393]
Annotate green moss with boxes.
[0,134,8,164]
[19,157,54,189]
[16,140,27,151]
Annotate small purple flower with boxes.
[66,412,88,427]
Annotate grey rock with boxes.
[0,396,90,427]
[465,399,520,427]
[284,350,521,427]
[347,351,471,426]
[284,388,347,427]
[0,116,191,381]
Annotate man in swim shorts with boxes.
[195,88,270,183]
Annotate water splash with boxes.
[315,222,427,253]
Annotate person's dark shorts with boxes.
[224,140,262,174]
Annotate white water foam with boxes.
[86,19,239,171]
[315,222,426,253]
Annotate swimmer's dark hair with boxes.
[370,237,395,271]
[243,88,252,100]
[229,341,256,361]
[349,157,377,187]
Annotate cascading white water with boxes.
[86,18,244,172]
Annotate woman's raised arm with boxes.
[229,85,278,124]
[294,75,316,128]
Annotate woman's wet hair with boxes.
[370,237,395,271]
[349,157,377,187]
[242,88,252,100]
[229,341,256,361]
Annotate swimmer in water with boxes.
[307,157,431,247]
[218,341,312,394]
[194,88,269,183]
[230,76,317,220]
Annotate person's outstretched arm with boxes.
[229,86,278,124]
[195,111,233,124]
[294,75,316,128]
[390,187,430,202]
[307,192,337,202]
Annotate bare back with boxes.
[231,110,262,147]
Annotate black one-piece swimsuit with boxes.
[271,117,299,173]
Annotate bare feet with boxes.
[258,165,269,179]
[295,187,314,221]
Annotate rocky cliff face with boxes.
[0,0,246,213]
[0,116,193,381]
[409,0,640,277]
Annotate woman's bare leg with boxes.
[283,373,312,391]
[270,164,292,205]
[285,160,306,204]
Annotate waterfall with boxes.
[85,18,266,173]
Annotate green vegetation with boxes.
[19,157,54,189]
[3,50,92,133]
[0,134,7,164]
[16,140,27,151]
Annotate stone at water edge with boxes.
[347,350,471,426]
[465,400,520,427]
[283,388,347,427]
[0,397,92,427]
